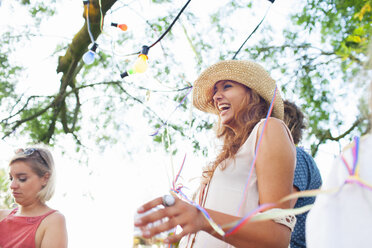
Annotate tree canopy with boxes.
[249,0,372,154]
[0,0,371,160]
[0,168,13,209]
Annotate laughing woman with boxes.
[0,147,67,248]
[135,60,296,248]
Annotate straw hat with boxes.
[192,60,284,120]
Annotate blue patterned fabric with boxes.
[290,147,322,248]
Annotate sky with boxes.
[0,0,347,247]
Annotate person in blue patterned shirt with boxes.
[283,100,323,248]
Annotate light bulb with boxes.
[83,43,98,65]
[83,50,96,65]
[111,22,128,31]
[120,45,149,78]
[118,24,128,31]
[133,54,148,73]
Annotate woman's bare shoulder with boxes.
[264,117,285,126]
[44,210,66,225]
[257,117,295,155]
[38,210,66,235]
[36,210,67,248]
[257,117,288,136]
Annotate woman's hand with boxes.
[134,194,207,244]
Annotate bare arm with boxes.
[136,118,296,247]
[256,118,296,209]
[40,212,68,248]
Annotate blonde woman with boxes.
[0,147,67,248]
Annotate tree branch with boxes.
[312,115,368,156]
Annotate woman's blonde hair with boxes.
[202,84,269,184]
[9,147,56,203]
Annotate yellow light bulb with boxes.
[120,45,149,78]
[133,54,148,73]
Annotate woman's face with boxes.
[9,160,48,206]
[212,80,249,128]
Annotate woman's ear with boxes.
[42,172,50,186]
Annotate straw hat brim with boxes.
[192,60,284,120]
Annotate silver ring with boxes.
[162,194,175,207]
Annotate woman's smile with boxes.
[213,80,248,127]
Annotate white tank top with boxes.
[181,118,287,248]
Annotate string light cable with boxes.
[120,0,192,78]
[105,2,161,59]
[83,1,99,65]
[232,0,275,60]
[98,0,131,54]
[82,1,129,63]
[132,0,273,137]
[83,1,96,44]
[98,0,104,32]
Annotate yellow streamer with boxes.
[250,204,314,222]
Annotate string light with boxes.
[120,45,149,78]
[119,0,192,79]
[83,42,98,65]
[82,1,99,65]
[111,22,128,31]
